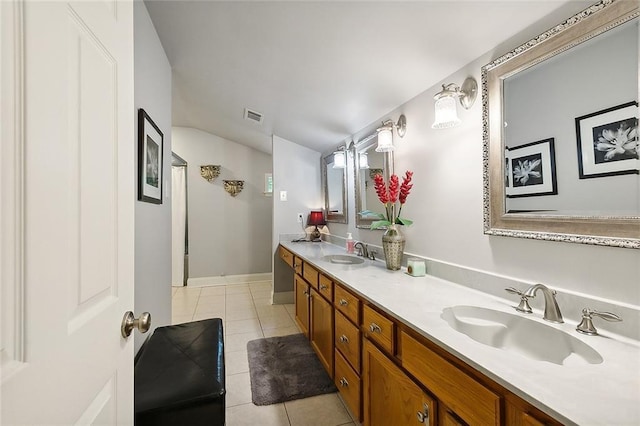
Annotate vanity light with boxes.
[359,152,369,169]
[375,114,407,152]
[333,148,346,169]
[431,77,477,129]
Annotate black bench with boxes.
[134,318,225,426]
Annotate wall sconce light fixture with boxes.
[432,77,477,129]
[223,180,244,197]
[200,165,221,182]
[376,114,407,152]
[359,152,369,169]
[333,147,347,168]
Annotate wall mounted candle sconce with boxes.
[200,165,221,182]
[376,114,406,152]
[223,180,244,197]
[432,77,477,129]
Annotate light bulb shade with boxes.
[307,210,326,226]
[375,128,394,152]
[333,150,346,168]
[432,95,461,129]
[359,153,369,169]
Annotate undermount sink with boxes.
[322,254,365,265]
[441,305,603,365]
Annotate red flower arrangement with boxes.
[364,171,413,229]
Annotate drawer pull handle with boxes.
[339,378,349,387]
[320,284,328,290]
[339,299,348,306]
[416,403,430,423]
[339,335,349,344]
[369,323,382,333]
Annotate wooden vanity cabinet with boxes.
[310,286,334,376]
[363,339,436,426]
[293,274,310,337]
[333,283,363,421]
[281,245,564,426]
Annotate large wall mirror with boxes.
[322,151,348,223]
[354,137,392,229]
[483,0,639,248]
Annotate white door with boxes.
[1,0,136,424]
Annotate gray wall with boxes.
[134,0,173,352]
[272,135,322,297]
[172,126,273,279]
[324,25,640,312]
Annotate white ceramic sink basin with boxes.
[322,254,365,265]
[441,305,603,365]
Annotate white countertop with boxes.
[280,240,640,426]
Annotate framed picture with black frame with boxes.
[138,109,164,204]
[505,137,558,198]
[575,101,639,179]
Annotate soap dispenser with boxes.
[346,233,355,254]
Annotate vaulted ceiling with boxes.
[145,1,591,154]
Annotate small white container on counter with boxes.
[407,258,426,277]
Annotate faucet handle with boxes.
[576,308,622,336]
[368,249,377,260]
[505,287,533,314]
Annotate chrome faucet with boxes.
[353,241,368,258]
[522,283,564,323]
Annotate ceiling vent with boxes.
[244,108,264,124]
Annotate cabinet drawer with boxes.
[362,305,394,354]
[335,350,361,422]
[293,257,302,275]
[334,284,360,324]
[303,262,319,288]
[401,331,501,426]
[279,245,294,268]
[318,274,333,302]
[335,311,361,372]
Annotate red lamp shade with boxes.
[307,211,326,227]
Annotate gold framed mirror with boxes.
[482,0,639,249]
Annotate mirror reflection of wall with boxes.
[355,136,390,228]
[503,17,639,216]
[322,151,347,223]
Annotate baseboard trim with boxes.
[187,272,272,287]
[272,291,293,304]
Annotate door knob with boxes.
[121,311,151,338]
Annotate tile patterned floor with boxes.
[172,281,359,426]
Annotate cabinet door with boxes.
[294,274,310,337]
[363,339,436,426]
[310,287,334,377]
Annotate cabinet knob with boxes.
[339,299,348,306]
[339,377,349,387]
[339,335,349,344]
[416,403,430,424]
[303,290,310,297]
[369,323,382,333]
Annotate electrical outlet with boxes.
[297,213,304,223]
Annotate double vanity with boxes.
[279,240,639,426]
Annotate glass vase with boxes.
[382,224,405,271]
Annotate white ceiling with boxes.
[144,0,592,155]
